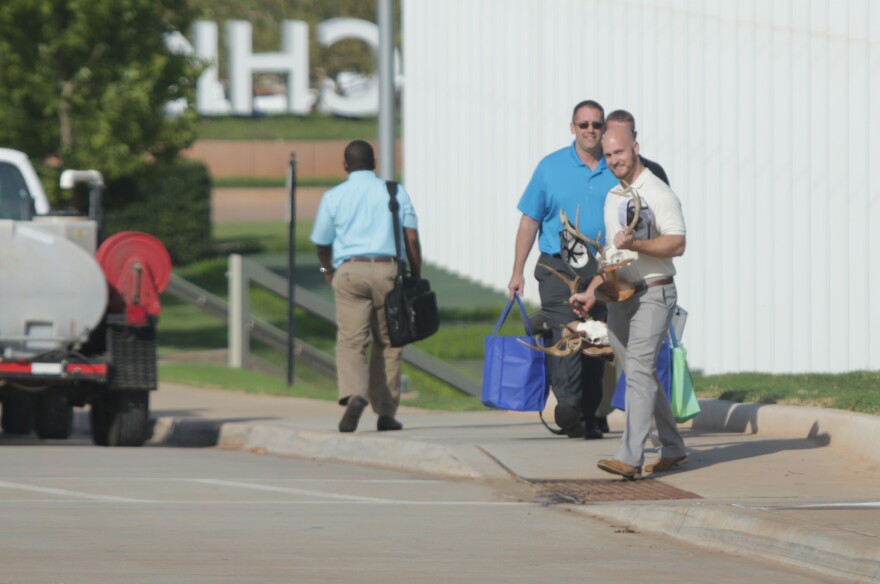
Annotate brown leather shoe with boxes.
[338,396,368,433]
[645,455,687,473]
[597,458,641,480]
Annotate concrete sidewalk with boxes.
[144,383,880,583]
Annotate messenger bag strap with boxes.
[386,180,406,280]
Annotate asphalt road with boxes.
[0,438,851,584]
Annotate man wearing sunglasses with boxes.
[508,100,619,440]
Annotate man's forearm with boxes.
[316,245,333,269]
[512,215,540,276]
[628,234,686,258]
[404,228,422,278]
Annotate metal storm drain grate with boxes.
[531,479,702,504]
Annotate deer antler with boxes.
[516,321,613,359]
[537,263,582,296]
[517,323,586,357]
[559,208,604,262]
[619,180,642,236]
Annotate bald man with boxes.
[605,109,669,186]
[570,127,688,479]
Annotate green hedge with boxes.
[102,160,211,265]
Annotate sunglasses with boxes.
[576,121,604,130]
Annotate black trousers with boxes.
[535,253,605,422]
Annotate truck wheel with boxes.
[1,395,33,435]
[34,395,73,440]
[90,391,150,447]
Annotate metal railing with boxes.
[167,254,480,396]
[165,272,336,377]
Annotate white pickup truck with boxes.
[0,148,171,446]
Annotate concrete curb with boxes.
[692,399,880,467]
[147,417,488,479]
[134,398,880,481]
[578,502,880,584]
[139,399,880,479]
[217,422,486,479]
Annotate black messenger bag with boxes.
[383,181,440,347]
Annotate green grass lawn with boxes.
[693,371,880,415]
[160,221,880,415]
[196,113,400,141]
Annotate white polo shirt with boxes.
[603,168,685,284]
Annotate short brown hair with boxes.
[572,100,605,121]
[606,109,637,137]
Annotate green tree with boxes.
[0,0,204,196]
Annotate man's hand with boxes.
[569,290,597,318]
[507,273,525,299]
[570,274,604,317]
[614,228,635,250]
[316,244,334,286]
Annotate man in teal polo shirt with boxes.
[508,100,619,439]
[311,140,421,433]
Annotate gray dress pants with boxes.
[535,253,605,422]
[606,283,686,467]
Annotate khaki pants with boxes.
[332,261,401,416]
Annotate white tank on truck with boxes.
[0,221,107,358]
[0,148,171,446]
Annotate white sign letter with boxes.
[317,18,401,117]
[193,21,232,115]
[226,20,312,115]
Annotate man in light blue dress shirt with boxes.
[311,140,421,433]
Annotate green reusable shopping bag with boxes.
[669,326,701,423]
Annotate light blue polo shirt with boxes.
[310,170,419,268]
[517,142,618,255]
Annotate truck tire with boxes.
[90,391,150,447]
[34,395,74,440]
[1,395,33,435]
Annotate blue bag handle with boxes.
[492,293,535,337]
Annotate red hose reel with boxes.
[96,232,172,324]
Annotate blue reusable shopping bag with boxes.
[481,294,549,411]
[611,330,672,411]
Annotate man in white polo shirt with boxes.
[569,126,688,479]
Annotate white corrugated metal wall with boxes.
[402,0,879,375]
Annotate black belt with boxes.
[632,277,674,293]
[343,256,398,263]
